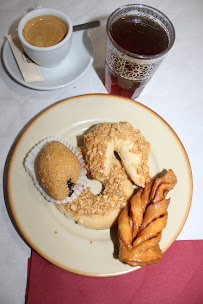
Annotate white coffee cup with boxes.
[18,8,73,67]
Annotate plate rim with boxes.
[2,31,94,91]
[6,94,193,276]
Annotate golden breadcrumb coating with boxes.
[84,122,150,187]
[37,141,81,201]
[60,159,133,217]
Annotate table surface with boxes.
[0,0,203,302]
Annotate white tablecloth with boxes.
[0,0,203,302]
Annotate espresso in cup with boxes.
[23,14,68,47]
[18,8,73,67]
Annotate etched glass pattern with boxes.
[106,39,163,81]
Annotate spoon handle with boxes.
[73,20,100,32]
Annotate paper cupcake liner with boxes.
[24,136,87,204]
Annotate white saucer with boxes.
[2,31,94,90]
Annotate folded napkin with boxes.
[26,240,203,304]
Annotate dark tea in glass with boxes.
[105,4,175,99]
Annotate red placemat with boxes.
[26,240,203,304]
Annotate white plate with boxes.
[7,94,193,276]
[2,31,93,90]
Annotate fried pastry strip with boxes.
[150,169,177,203]
[118,169,177,267]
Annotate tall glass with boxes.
[105,4,175,99]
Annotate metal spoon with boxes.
[73,20,100,32]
